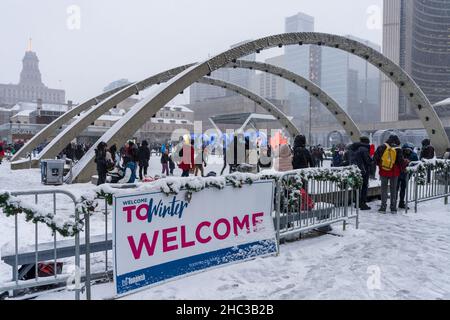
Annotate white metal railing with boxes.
[405,162,450,213]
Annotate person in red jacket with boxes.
[374,135,404,213]
[369,143,376,179]
[178,139,195,177]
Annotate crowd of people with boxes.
[346,136,435,213]
[92,134,324,186]
[0,141,24,164]
[12,129,430,216]
[0,130,442,217]
[60,143,92,162]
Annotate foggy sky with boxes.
[0,0,383,104]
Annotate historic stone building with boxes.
[0,43,65,106]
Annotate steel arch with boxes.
[224,60,361,141]
[70,77,299,182]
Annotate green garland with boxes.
[0,192,84,237]
[0,167,363,238]
[407,159,450,186]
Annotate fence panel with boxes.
[275,172,359,240]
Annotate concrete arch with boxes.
[225,60,361,141]
[69,77,299,182]
[18,59,360,170]
[11,64,195,169]
[68,32,450,181]
[11,85,128,161]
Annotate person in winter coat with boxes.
[194,144,207,177]
[109,145,118,166]
[420,138,435,184]
[369,144,376,179]
[161,149,170,176]
[95,142,108,186]
[443,148,450,160]
[178,139,195,177]
[341,145,353,167]
[137,140,151,180]
[349,136,373,210]
[118,144,137,184]
[273,144,293,172]
[258,144,273,171]
[420,139,435,160]
[168,153,175,175]
[397,143,419,209]
[331,150,342,167]
[292,135,314,169]
[374,135,404,213]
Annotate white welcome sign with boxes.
[113,180,277,296]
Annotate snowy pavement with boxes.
[1,159,449,300]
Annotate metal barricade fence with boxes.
[274,172,359,242]
[0,189,83,300]
[1,177,359,299]
[405,165,450,213]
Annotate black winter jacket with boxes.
[292,139,314,170]
[138,145,151,166]
[349,142,372,175]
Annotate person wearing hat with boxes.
[292,135,314,169]
[397,143,419,209]
[349,136,373,210]
[374,135,404,213]
[95,141,108,186]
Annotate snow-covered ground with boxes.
[1,158,449,300]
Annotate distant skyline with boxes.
[0,0,382,103]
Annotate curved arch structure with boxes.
[15,59,361,170]
[225,60,362,141]
[197,77,300,137]
[11,85,128,161]
[11,64,195,169]
[70,32,449,182]
[69,77,298,182]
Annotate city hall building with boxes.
[0,42,65,106]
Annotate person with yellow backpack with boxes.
[374,135,404,213]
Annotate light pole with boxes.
[308,95,313,145]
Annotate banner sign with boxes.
[113,180,277,296]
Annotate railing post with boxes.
[343,183,348,231]
[405,173,409,214]
[355,188,360,230]
[275,178,282,251]
[105,198,108,272]
[445,167,449,205]
[84,212,91,300]
[414,173,419,214]
[74,209,80,301]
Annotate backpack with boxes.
[381,144,397,171]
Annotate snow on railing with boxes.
[0,166,362,237]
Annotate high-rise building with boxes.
[226,40,256,97]
[381,0,450,122]
[0,40,65,106]
[189,68,229,103]
[190,40,256,103]
[284,12,315,128]
[257,55,286,101]
[320,35,381,124]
